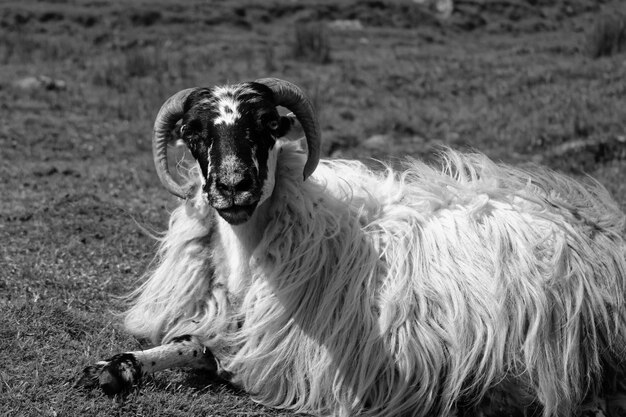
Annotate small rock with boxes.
[363,134,392,150]
[330,149,345,158]
[61,168,81,178]
[13,75,67,91]
[328,19,364,31]
[339,110,355,121]
[19,213,33,222]
[33,166,58,177]
[412,0,454,19]
[434,0,454,19]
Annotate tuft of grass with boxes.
[292,22,332,64]
[129,9,162,27]
[0,32,85,64]
[91,47,171,91]
[586,12,626,58]
[263,44,278,73]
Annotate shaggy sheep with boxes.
[77,78,626,416]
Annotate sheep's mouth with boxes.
[217,203,257,225]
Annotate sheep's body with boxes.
[124,141,626,416]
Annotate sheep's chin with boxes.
[216,203,257,225]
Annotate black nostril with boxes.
[234,176,253,192]
[215,175,254,194]
[215,181,230,193]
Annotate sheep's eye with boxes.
[267,120,279,130]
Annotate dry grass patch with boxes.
[586,11,626,58]
[292,22,332,64]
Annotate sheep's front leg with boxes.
[75,335,222,395]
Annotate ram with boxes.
[78,78,626,416]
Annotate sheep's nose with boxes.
[215,173,254,195]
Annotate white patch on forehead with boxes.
[212,85,233,96]
[213,95,241,126]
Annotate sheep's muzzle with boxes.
[215,203,257,225]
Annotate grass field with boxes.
[1,0,626,415]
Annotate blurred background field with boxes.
[1,0,626,415]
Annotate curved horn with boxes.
[255,78,321,180]
[152,88,199,198]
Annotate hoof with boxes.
[74,354,142,395]
[74,363,106,390]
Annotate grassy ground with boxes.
[1,0,626,415]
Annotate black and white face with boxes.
[179,82,293,225]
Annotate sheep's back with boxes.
[310,150,626,415]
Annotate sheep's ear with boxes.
[274,115,295,138]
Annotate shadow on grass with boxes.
[182,369,245,396]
